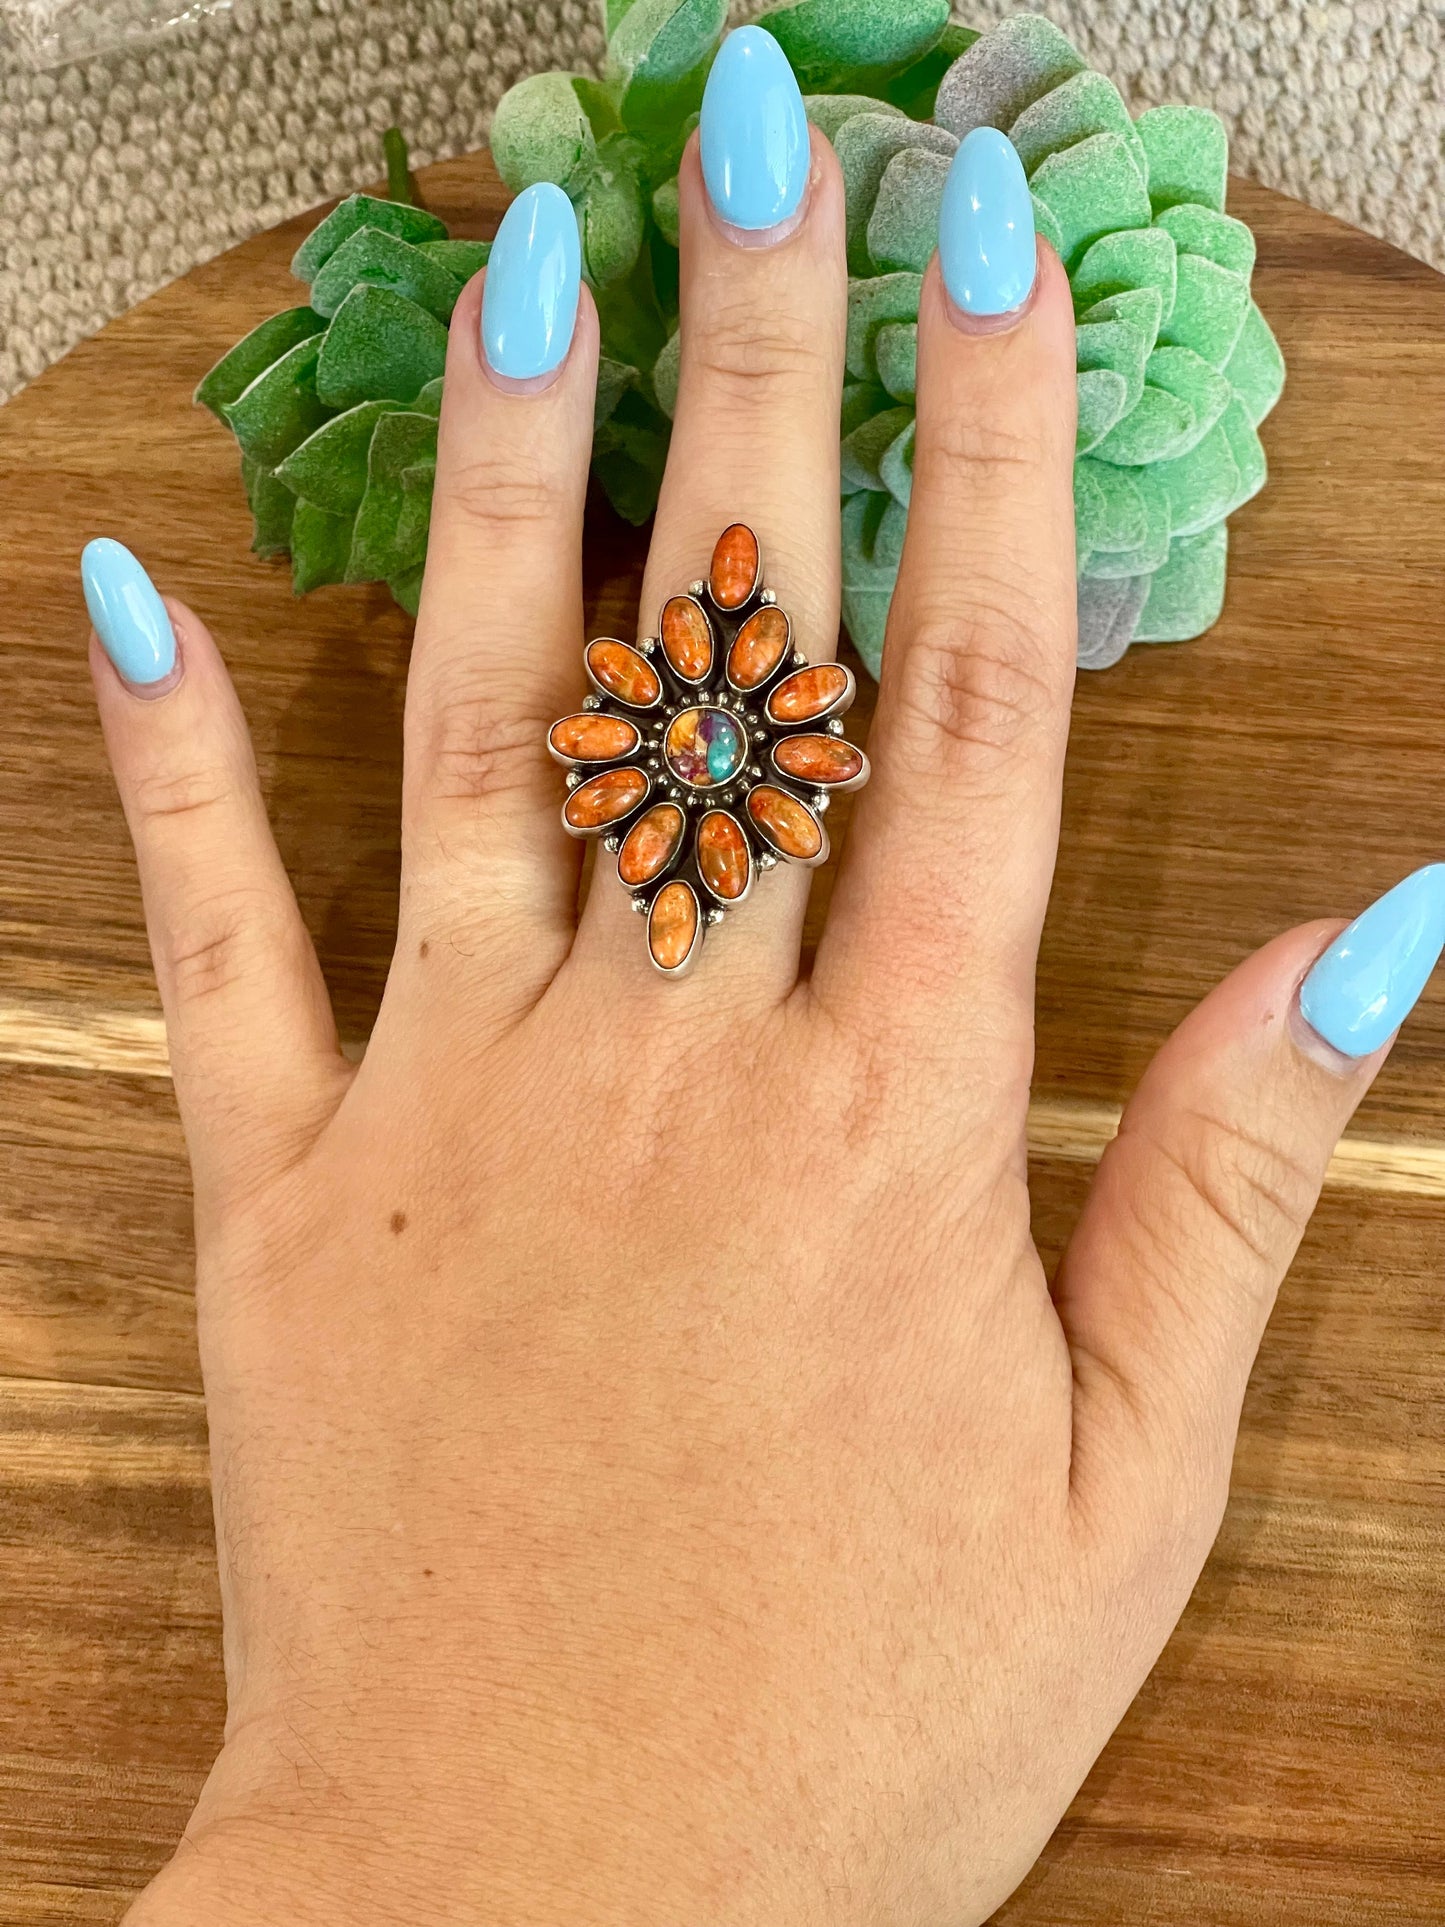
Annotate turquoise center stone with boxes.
[664,706,746,788]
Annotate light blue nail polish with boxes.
[700,25,809,233]
[81,538,176,685]
[1300,864,1445,1057]
[480,181,581,381]
[939,126,1037,317]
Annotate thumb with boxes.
[1058,864,1445,1536]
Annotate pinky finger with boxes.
[85,541,349,1203]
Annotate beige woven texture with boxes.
[0,0,1441,403]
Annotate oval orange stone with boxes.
[549,713,641,762]
[649,879,700,972]
[710,523,760,610]
[618,803,684,886]
[586,638,661,707]
[564,766,648,831]
[747,784,822,860]
[696,811,750,901]
[727,605,789,690]
[661,596,713,680]
[766,663,850,725]
[773,734,864,785]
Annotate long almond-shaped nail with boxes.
[700,25,809,235]
[480,180,581,383]
[81,538,176,686]
[939,126,1036,319]
[1299,864,1445,1058]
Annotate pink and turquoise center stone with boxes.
[664,706,746,788]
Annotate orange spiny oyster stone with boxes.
[696,811,750,900]
[773,734,864,785]
[618,803,684,886]
[661,596,713,680]
[766,663,849,724]
[549,713,641,762]
[649,879,700,971]
[564,766,648,831]
[586,638,661,707]
[710,523,760,610]
[747,784,822,860]
[727,605,789,690]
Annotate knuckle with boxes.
[129,761,231,832]
[420,694,541,810]
[162,884,280,1008]
[920,411,1044,484]
[689,300,826,406]
[1143,1110,1320,1278]
[891,618,1057,773]
[442,449,569,535]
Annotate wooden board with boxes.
[0,150,1441,1923]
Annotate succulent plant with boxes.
[829,14,1284,672]
[198,6,1282,669]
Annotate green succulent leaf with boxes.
[317,285,449,409]
[1073,227,1178,324]
[291,498,355,594]
[412,376,445,418]
[581,134,647,285]
[932,13,1085,139]
[1009,69,1146,184]
[879,22,979,118]
[197,307,325,419]
[310,226,465,323]
[596,353,642,427]
[491,72,599,194]
[347,410,438,581]
[223,334,330,469]
[276,400,401,517]
[592,389,672,524]
[1135,104,1228,214]
[840,489,896,676]
[389,566,426,618]
[846,271,922,380]
[650,330,681,419]
[804,92,905,141]
[841,402,913,492]
[606,0,728,139]
[241,455,298,556]
[1030,131,1152,270]
[1152,202,1254,278]
[1089,383,1197,466]
[1075,368,1130,454]
[758,0,951,91]
[417,239,493,281]
[1157,254,1250,368]
[292,194,448,284]
[1223,302,1286,426]
[652,175,681,247]
[1134,523,1227,643]
[873,320,917,402]
[867,146,951,273]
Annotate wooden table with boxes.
[1,152,1442,1925]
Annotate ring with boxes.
[548,525,871,976]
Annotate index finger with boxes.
[812,129,1077,1080]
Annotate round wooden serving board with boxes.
[0,152,1442,1924]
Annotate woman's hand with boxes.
[83,34,1440,1927]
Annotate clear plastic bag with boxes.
[0,0,231,68]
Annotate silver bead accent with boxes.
[668,785,682,799]
[745,711,759,725]
[706,907,726,925]
[631,894,649,914]
[721,789,735,804]
[565,770,584,788]
[748,764,763,780]
[813,792,830,813]
[827,718,845,736]
[753,730,767,744]
[639,636,658,655]
[646,757,660,771]
[791,648,807,666]
[758,851,778,870]
[581,694,602,710]
[759,588,777,605]
[690,579,706,597]
[603,834,621,853]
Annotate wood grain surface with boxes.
[0,151,1442,1923]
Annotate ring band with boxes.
[548,524,870,976]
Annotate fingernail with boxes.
[700,25,809,237]
[81,538,177,687]
[480,181,581,384]
[1299,864,1445,1058]
[940,126,1037,320]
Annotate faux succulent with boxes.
[198,3,1283,673]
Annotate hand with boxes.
[83,38,1438,1927]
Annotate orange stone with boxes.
[661,595,714,680]
[710,523,760,610]
[564,766,648,831]
[747,784,822,860]
[549,712,641,761]
[773,734,864,785]
[618,803,684,886]
[586,638,661,708]
[649,879,700,972]
[727,605,789,690]
[696,810,750,901]
[766,663,850,725]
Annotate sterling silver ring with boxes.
[548,524,870,976]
